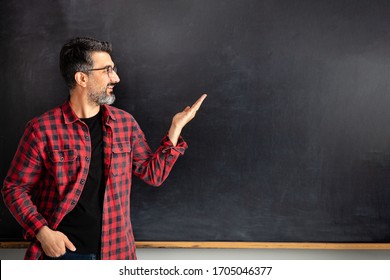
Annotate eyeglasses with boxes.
[84,65,118,78]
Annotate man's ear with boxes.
[74,72,88,88]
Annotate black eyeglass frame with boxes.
[84,65,117,77]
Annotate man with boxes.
[2,37,207,260]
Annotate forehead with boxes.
[91,51,114,67]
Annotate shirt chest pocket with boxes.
[111,141,132,176]
[48,149,80,187]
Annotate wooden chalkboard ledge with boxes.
[2,241,390,250]
[0,242,30,249]
[136,242,390,250]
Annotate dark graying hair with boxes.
[59,37,112,89]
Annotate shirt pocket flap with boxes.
[49,149,77,163]
[112,141,131,153]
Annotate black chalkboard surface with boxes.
[1,0,390,244]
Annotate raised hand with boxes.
[168,94,207,146]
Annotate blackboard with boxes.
[2,0,390,245]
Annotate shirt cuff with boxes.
[25,218,49,240]
[161,134,188,156]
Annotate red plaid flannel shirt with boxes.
[2,100,187,259]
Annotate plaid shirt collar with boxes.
[61,99,117,125]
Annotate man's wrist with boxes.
[36,225,50,242]
[168,123,182,146]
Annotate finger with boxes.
[51,244,65,257]
[191,94,207,110]
[192,93,207,109]
[64,236,77,252]
[53,239,67,257]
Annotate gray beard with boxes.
[88,91,116,106]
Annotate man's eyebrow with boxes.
[94,64,114,69]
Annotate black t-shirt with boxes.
[57,110,105,255]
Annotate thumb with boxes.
[64,236,76,252]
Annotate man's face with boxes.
[86,51,120,106]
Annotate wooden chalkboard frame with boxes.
[1,242,390,250]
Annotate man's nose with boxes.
[111,70,120,83]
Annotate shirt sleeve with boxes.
[2,123,48,239]
[131,122,188,187]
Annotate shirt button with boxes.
[86,157,90,161]
[80,179,85,185]
[85,135,90,141]
[60,157,64,161]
